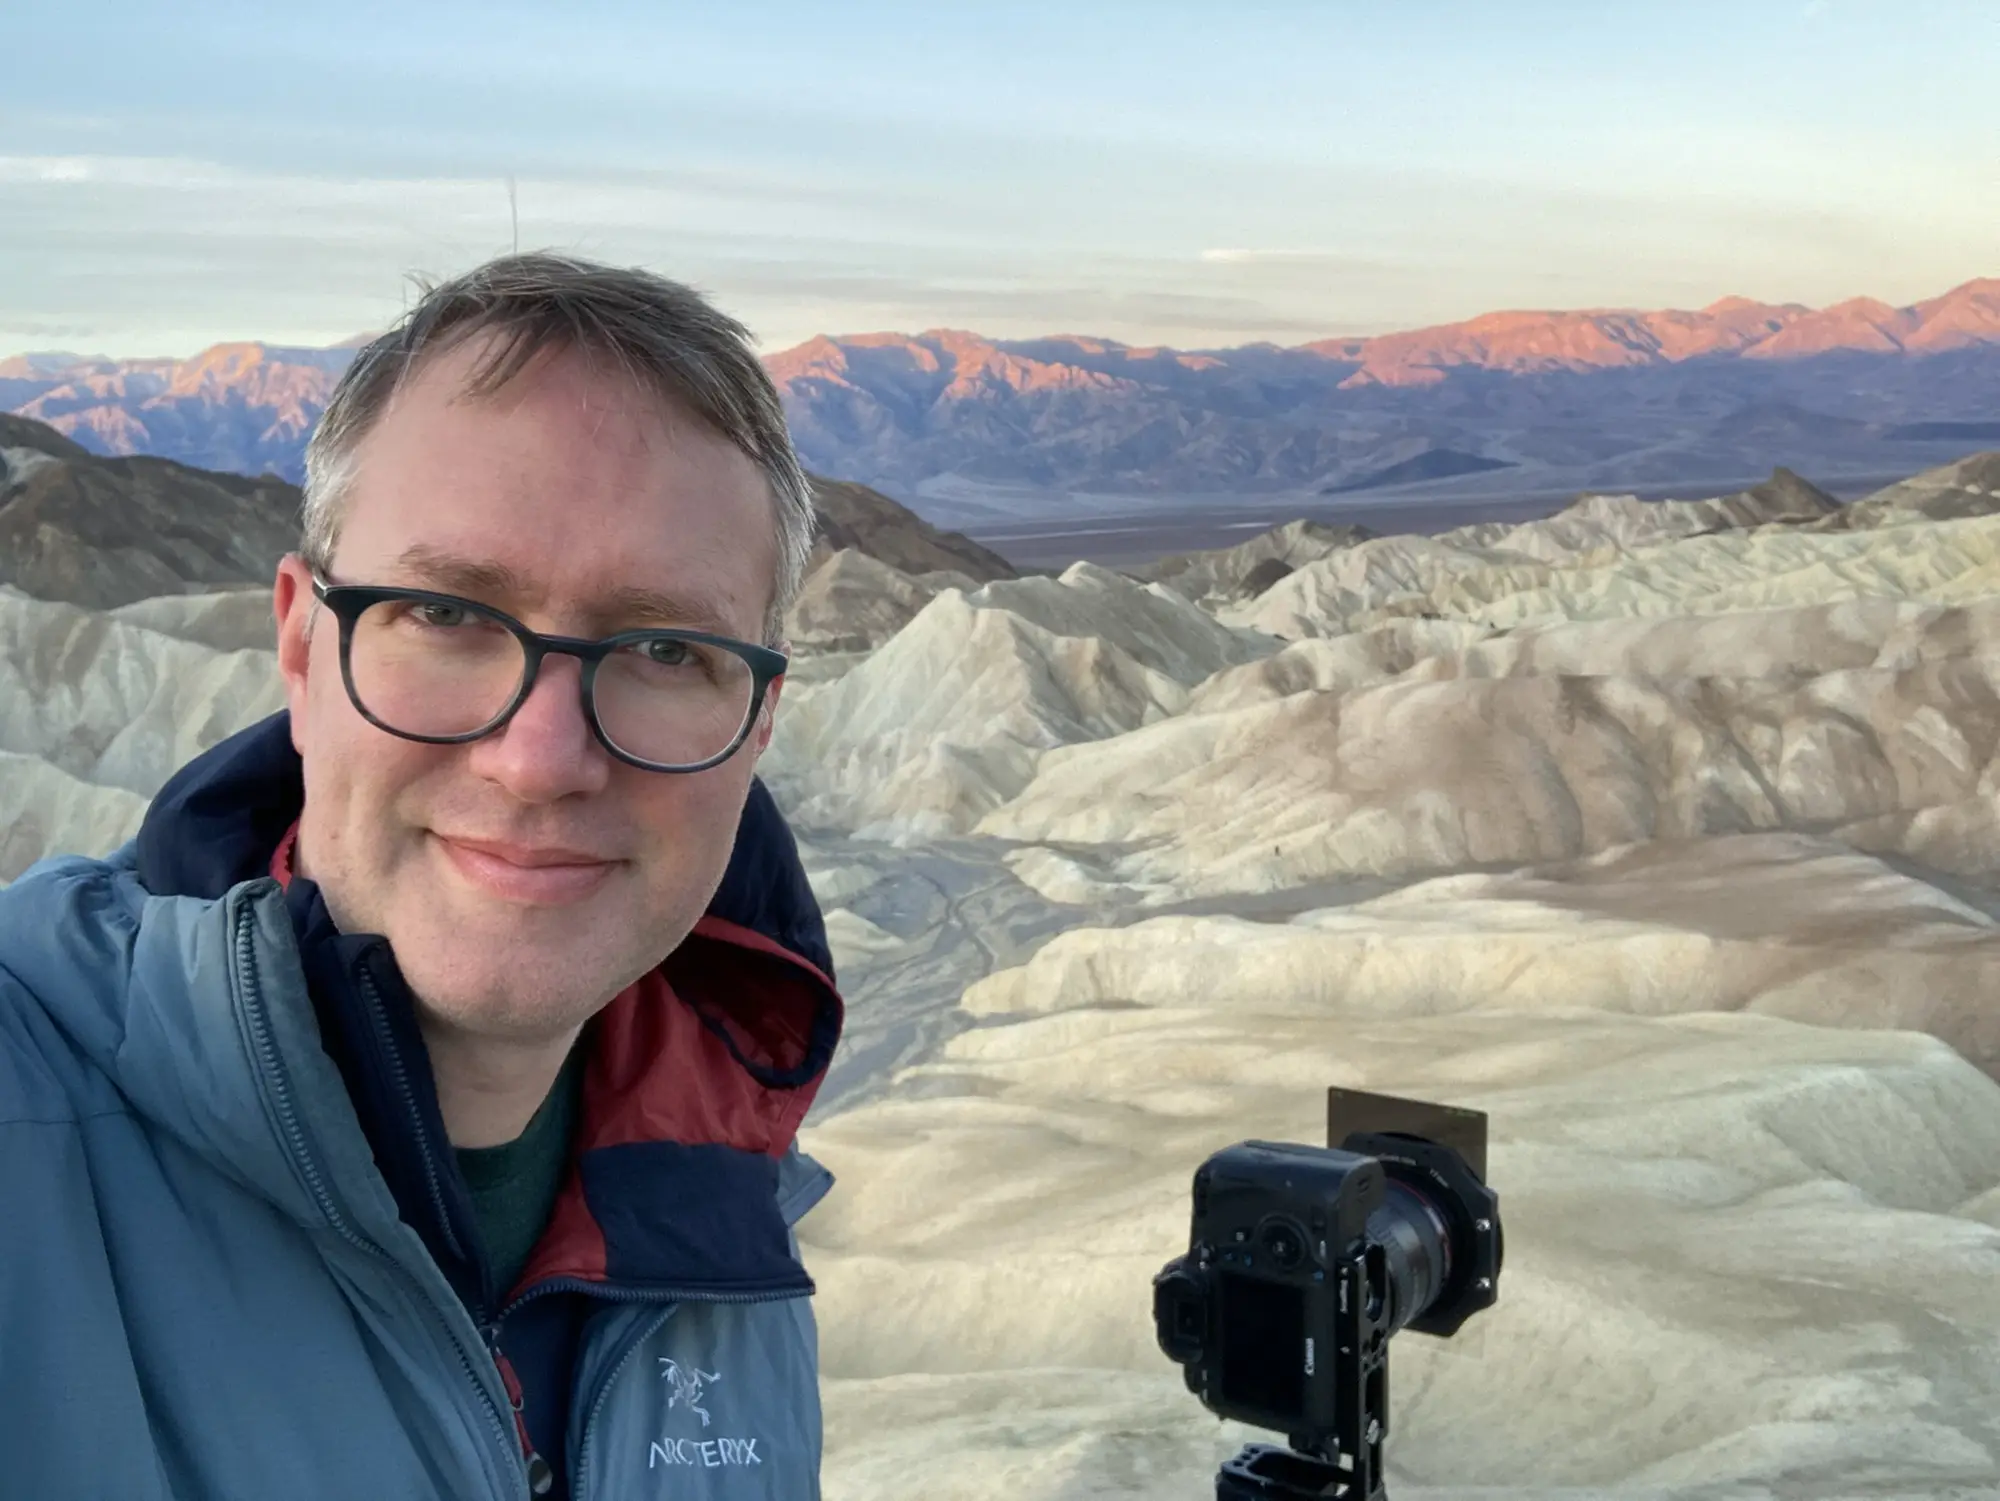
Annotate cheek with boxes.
[302,664,369,776]
[630,768,752,877]
[299,689,433,832]
[302,631,357,732]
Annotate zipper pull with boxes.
[489,1324,555,1497]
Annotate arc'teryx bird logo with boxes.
[647,1356,763,1470]
[659,1357,720,1428]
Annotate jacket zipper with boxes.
[233,901,527,1499]
[354,955,549,1486]
[487,1321,556,1497]
[354,959,467,1264]
[573,1298,676,1501]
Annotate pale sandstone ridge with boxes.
[982,611,2000,903]
[107,586,282,654]
[785,549,946,657]
[962,831,2000,1077]
[1802,449,2000,531]
[0,750,148,890]
[1129,517,1376,608]
[0,590,285,794]
[1227,473,2000,641]
[761,562,1277,838]
[1428,467,1842,560]
[0,588,286,881]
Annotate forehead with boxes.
[334,337,778,637]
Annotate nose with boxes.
[464,652,612,803]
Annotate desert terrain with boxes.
[5,425,2000,1498]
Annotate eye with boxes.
[413,601,470,628]
[641,637,694,666]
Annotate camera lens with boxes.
[1259,1218,1307,1270]
[1364,1180,1452,1336]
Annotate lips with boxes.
[441,836,618,868]
[432,833,622,906]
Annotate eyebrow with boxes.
[388,544,743,637]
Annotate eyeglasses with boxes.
[309,574,788,773]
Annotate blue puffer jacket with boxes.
[0,712,845,1500]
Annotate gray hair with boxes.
[300,252,813,646]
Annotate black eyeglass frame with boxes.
[310,574,789,774]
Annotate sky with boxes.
[2,0,1996,359]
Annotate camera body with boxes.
[1154,1140,1395,1459]
[1153,1091,1502,1499]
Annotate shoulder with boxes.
[0,844,147,939]
[0,843,257,1128]
[0,852,143,1124]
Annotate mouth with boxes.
[431,833,623,907]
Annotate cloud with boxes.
[3,142,1994,360]
[1199,248,1370,265]
[0,154,240,190]
[0,150,1421,353]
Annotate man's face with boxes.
[273,337,785,1046]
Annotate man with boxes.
[0,253,845,1499]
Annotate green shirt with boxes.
[454,1043,587,1306]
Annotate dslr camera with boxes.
[1153,1087,1503,1499]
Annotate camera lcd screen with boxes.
[1218,1270,1306,1419]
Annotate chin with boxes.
[385,849,692,1024]
[405,961,607,1041]
[391,911,615,1025]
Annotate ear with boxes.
[747,660,787,761]
[273,554,318,756]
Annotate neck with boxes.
[290,827,585,1147]
[419,1019,583,1148]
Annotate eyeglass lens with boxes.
[345,598,756,766]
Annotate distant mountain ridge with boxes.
[0,411,304,609]
[0,342,351,481]
[770,279,2000,519]
[0,410,1006,610]
[772,278,2000,398]
[1299,278,2000,384]
[5,278,1997,519]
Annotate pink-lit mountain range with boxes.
[6,278,1997,524]
[772,277,2000,392]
